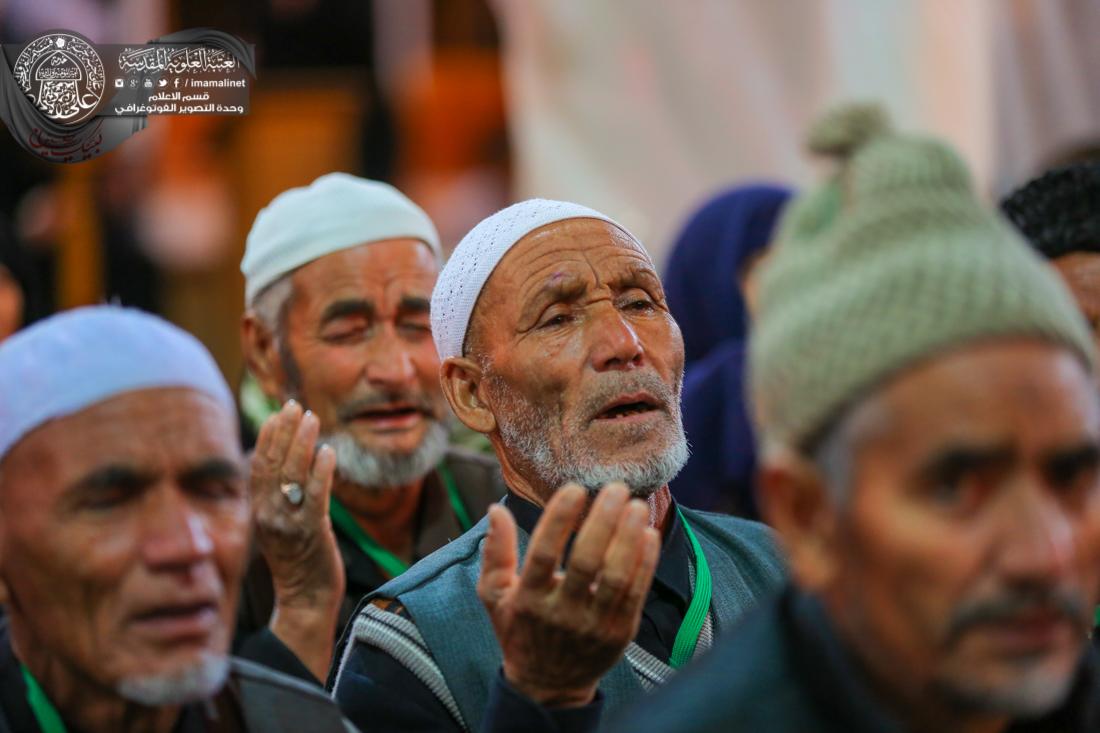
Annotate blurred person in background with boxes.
[1002,161,1100,355]
[0,217,47,341]
[332,199,785,731]
[612,105,1100,732]
[236,173,504,683]
[0,307,354,733]
[1001,160,1100,652]
[664,184,792,517]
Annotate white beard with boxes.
[491,375,689,498]
[321,420,449,489]
[116,652,228,706]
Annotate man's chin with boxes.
[325,420,450,489]
[116,651,229,706]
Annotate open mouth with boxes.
[130,601,219,639]
[355,405,421,420]
[348,403,426,430]
[594,393,661,421]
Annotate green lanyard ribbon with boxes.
[329,463,473,579]
[21,664,67,733]
[669,508,713,669]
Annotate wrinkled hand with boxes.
[478,483,660,708]
[250,400,344,679]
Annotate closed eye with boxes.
[540,313,573,329]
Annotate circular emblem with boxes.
[13,32,105,125]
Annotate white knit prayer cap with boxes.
[241,172,442,305]
[431,198,641,360]
[0,306,235,461]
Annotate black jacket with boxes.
[610,586,1100,733]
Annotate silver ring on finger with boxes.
[280,481,305,507]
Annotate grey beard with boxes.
[116,653,228,706]
[933,663,1079,720]
[321,420,449,489]
[491,377,689,498]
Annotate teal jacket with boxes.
[332,504,785,731]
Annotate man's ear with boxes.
[241,312,286,400]
[757,444,841,593]
[440,356,497,434]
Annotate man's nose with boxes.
[589,304,644,372]
[997,487,1076,584]
[141,487,215,571]
[363,327,418,387]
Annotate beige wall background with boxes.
[495,0,1100,265]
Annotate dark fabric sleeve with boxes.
[234,627,320,687]
[333,641,463,733]
[481,671,602,733]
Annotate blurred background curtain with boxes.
[494,0,1100,264]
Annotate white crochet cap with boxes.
[241,172,442,304]
[431,198,641,360]
[0,306,235,460]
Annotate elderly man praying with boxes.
[0,307,354,733]
[330,200,785,731]
[613,106,1100,732]
[236,173,504,682]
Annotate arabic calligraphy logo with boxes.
[14,32,105,125]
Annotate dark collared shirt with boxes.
[335,490,694,732]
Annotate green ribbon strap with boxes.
[438,463,473,533]
[21,664,67,733]
[329,463,473,579]
[668,508,712,669]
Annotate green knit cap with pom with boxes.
[749,102,1096,451]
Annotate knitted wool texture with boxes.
[749,103,1096,450]
[1001,161,1100,260]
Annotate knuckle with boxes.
[525,549,558,572]
[600,570,629,593]
[567,556,600,579]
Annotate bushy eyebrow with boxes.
[178,457,244,490]
[605,265,662,294]
[65,457,243,502]
[915,443,1014,486]
[69,464,157,496]
[1041,442,1100,483]
[914,439,1100,486]
[398,295,431,315]
[519,277,589,326]
[320,298,374,325]
[320,295,430,326]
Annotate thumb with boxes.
[478,504,518,611]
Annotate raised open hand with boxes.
[478,483,660,707]
[250,400,344,680]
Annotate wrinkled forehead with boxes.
[846,339,1100,464]
[472,218,656,324]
